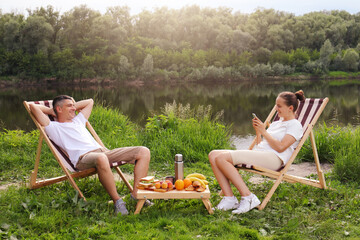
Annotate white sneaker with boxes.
[214,196,239,211]
[232,194,260,214]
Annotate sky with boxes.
[1,0,359,16]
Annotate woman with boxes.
[209,90,305,214]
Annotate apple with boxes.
[166,180,173,189]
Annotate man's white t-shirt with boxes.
[45,112,101,166]
[253,118,303,164]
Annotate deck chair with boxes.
[236,96,329,210]
[23,100,133,201]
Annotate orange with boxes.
[183,178,192,188]
[175,179,185,190]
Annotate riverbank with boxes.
[1,71,360,89]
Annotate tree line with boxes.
[1,5,360,81]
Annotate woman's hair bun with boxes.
[295,90,305,102]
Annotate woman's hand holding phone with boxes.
[252,113,261,144]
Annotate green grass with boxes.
[1,172,360,239]
[1,104,360,239]
[326,71,360,78]
[327,79,360,86]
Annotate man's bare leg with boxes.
[132,147,151,198]
[96,155,120,203]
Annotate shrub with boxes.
[283,64,295,75]
[201,65,224,80]
[269,50,290,65]
[186,68,203,81]
[238,64,253,77]
[252,63,272,77]
[272,63,286,76]
[167,70,179,79]
[152,69,170,81]
[140,101,233,169]
[332,126,360,183]
[298,123,360,183]
[289,48,311,71]
[333,143,360,183]
[298,123,348,163]
[89,105,141,149]
[222,67,234,80]
[302,61,325,75]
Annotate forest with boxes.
[1,5,360,81]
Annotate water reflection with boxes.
[1,80,359,137]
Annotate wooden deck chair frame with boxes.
[236,97,329,210]
[23,100,133,201]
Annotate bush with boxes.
[283,64,295,75]
[201,65,224,80]
[222,67,234,80]
[333,127,360,183]
[89,105,141,149]
[186,68,203,81]
[298,123,360,183]
[140,101,233,169]
[298,123,348,163]
[333,143,360,183]
[152,69,170,81]
[272,63,286,76]
[289,48,311,71]
[238,64,253,77]
[252,63,272,77]
[302,61,325,75]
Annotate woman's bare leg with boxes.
[209,150,235,196]
[215,152,251,197]
[210,150,251,197]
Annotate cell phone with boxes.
[252,113,257,119]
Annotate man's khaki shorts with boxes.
[76,147,142,170]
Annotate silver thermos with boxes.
[174,154,184,180]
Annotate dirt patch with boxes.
[248,162,333,184]
[113,172,134,182]
[0,182,23,191]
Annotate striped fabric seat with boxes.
[27,100,55,120]
[273,98,325,132]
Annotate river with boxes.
[1,79,359,146]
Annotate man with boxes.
[30,95,151,215]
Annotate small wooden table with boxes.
[134,186,213,214]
